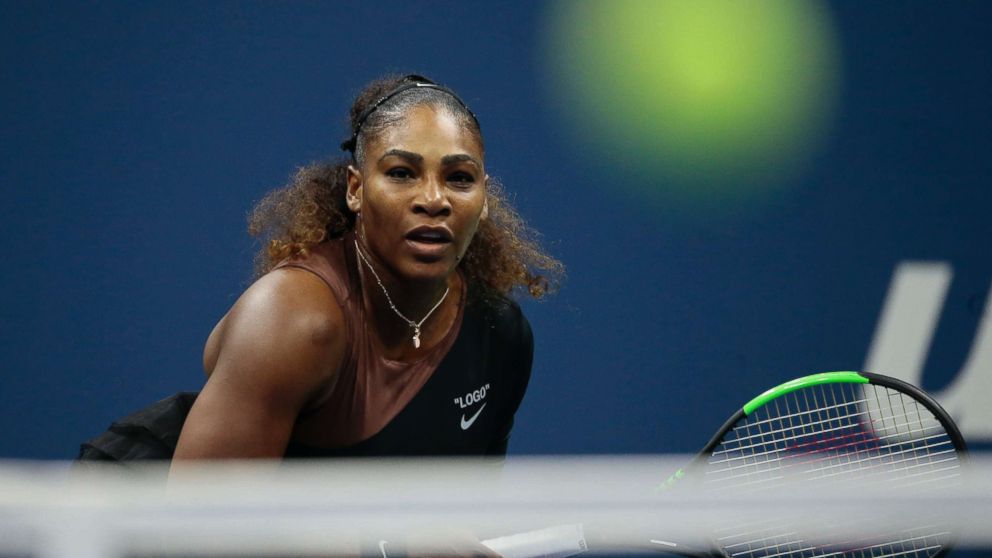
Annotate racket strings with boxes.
[712,387,951,476]
[718,405,940,449]
[718,390,940,451]
[704,447,960,489]
[718,528,949,558]
[711,418,949,459]
[716,519,951,558]
[731,396,876,431]
[719,396,954,492]
[701,382,961,558]
[710,427,954,468]
[709,422,955,485]
[714,513,951,558]
[708,426,956,479]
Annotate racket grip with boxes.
[481,524,588,558]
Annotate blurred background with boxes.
[1,0,990,459]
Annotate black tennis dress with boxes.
[78,238,533,462]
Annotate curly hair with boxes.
[247,74,563,300]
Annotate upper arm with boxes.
[173,268,346,462]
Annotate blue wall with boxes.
[1,1,990,459]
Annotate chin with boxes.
[397,240,460,280]
[401,257,456,283]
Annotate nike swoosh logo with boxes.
[460,402,487,430]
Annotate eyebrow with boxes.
[378,149,481,169]
[378,149,423,164]
[441,153,482,168]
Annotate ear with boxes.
[480,175,490,221]
[346,165,362,213]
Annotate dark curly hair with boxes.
[247,74,563,300]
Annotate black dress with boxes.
[78,296,533,462]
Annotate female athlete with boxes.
[170,74,562,461]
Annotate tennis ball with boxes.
[546,0,840,205]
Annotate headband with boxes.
[340,74,480,155]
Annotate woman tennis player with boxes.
[171,74,561,461]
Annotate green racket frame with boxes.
[650,370,969,558]
[661,370,968,490]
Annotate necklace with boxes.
[354,239,450,349]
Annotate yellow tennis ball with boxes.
[546,0,840,204]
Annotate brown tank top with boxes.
[275,233,465,448]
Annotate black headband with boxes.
[340,74,480,155]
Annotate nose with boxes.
[413,176,452,217]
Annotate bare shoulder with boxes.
[173,268,348,460]
[204,267,346,390]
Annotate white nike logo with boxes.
[460,402,487,430]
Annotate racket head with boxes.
[695,371,968,558]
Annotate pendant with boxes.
[412,326,421,349]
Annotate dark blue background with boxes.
[1,1,989,459]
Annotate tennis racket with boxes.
[656,370,968,558]
[484,371,968,558]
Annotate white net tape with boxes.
[1,455,990,557]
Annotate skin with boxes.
[347,104,488,360]
[171,104,489,463]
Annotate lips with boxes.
[405,226,453,244]
[404,225,453,260]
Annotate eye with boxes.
[448,171,476,186]
[386,167,414,180]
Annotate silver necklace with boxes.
[354,239,450,349]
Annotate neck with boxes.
[354,239,454,350]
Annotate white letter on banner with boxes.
[864,261,992,441]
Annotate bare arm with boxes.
[172,268,346,464]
